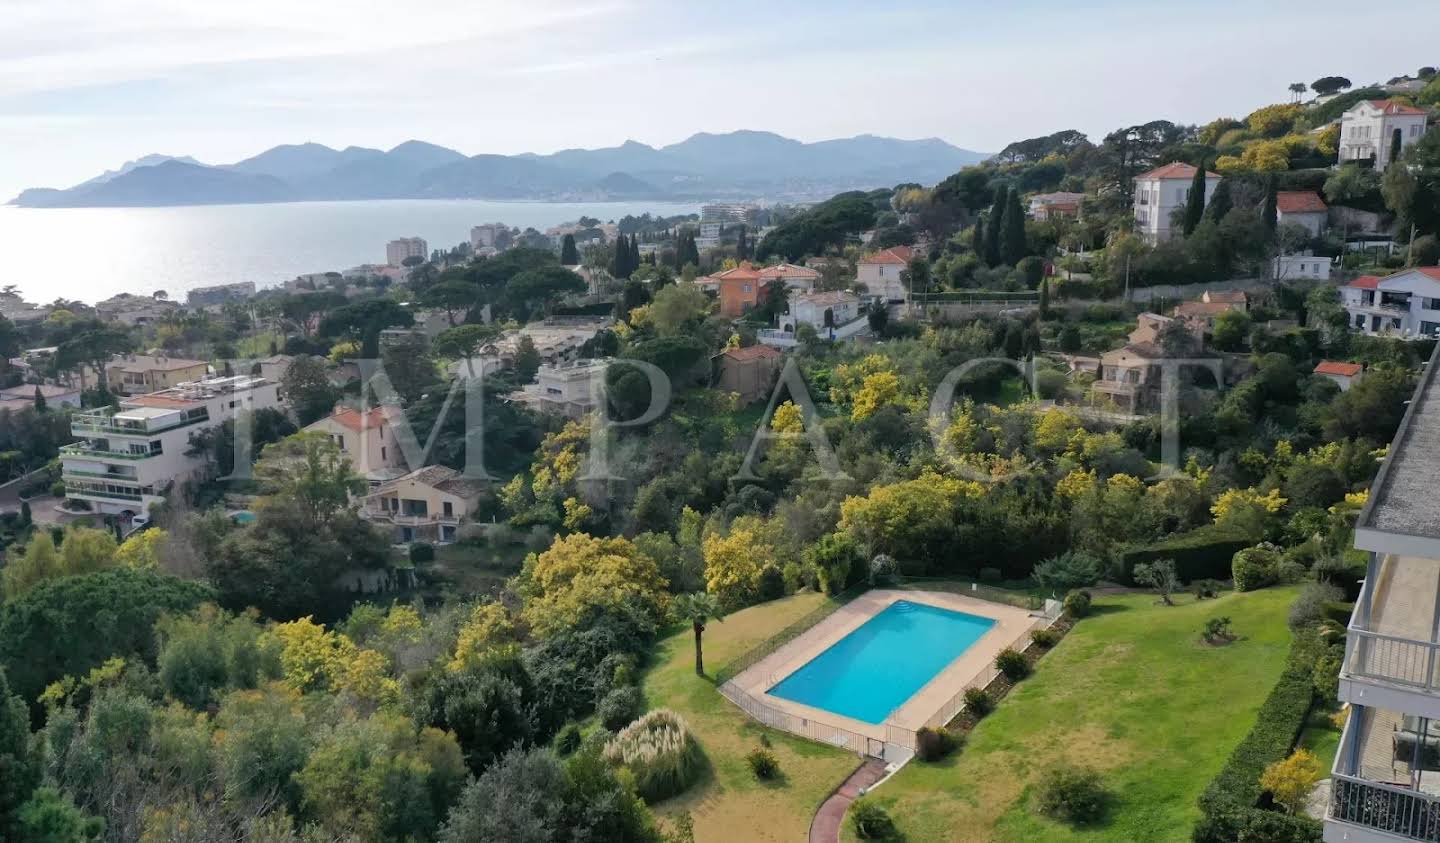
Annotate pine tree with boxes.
[1204,179,1233,224]
[999,188,1027,267]
[560,233,579,265]
[1182,163,1207,236]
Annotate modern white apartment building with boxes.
[1132,162,1221,243]
[1337,99,1430,171]
[1326,342,1440,842]
[61,375,281,517]
[386,236,428,266]
[511,358,609,419]
[1342,268,1440,339]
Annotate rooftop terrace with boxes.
[1356,342,1440,557]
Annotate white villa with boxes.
[785,291,861,332]
[1337,99,1430,170]
[1342,268,1440,339]
[61,375,282,518]
[857,246,914,302]
[1132,162,1221,243]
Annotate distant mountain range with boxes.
[10,132,989,208]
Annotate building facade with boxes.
[715,263,763,317]
[786,291,861,332]
[1132,163,1221,243]
[61,375,281,517]
[857,246,913,302]
[361,465,487,545]
[107,355,209,396]
[186,282,256,308]
[1337,99,1430,170]
[1342,268,1440,339]
[714,345,783,405]
[386,236,429,266]
[1276,190,1329,236]
[304,404,409,484]
[1325,341,1440,842]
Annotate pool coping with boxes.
[728,588,1039,743]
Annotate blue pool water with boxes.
[767,600,996,724]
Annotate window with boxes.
[1355,314,1365,328]
[1425,298,1440,311]
[338,434,345,450]
[1423,322,1440,336]
[381,446,387,461]
[443,501,453,517]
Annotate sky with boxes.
[1,0,1437,199]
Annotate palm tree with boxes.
[675,592,723,677]
[1288,82,1308,103]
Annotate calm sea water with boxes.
[0,199,700,305]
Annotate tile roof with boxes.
[1347,275,1382,289]
[1367,99,1430,116]
[722,345,782,362]
[1173,301,1235,318]
[1205,290,1249,304]
[711,261,761,281]
[1136,162,1220,181]
[323,404,404,433]
[372,465,488,500]
[1276,191,1328,214]
[858,246,914,266]
[756,263,821,280]
[1315,361,1364,377]
[108,354,207,373]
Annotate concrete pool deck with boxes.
[728,588,1040,744]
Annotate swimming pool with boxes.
[767,600,996,724]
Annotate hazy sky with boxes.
[2,0,1437,199]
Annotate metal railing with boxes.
[712,583,869,686]
[60,445,157,460]
[63,469,141,482]
[1345,627,1440,691]
[1331,775,1440,841]
[918,617,1049,731]
[65,486,144,502]
[718,680,889,758]
[362,508,461,526]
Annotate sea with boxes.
[0,199,701,305]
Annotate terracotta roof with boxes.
[722,345,782,362]
[1347,275,1382,289]
[1205,290,1249,304]
[1135,162,1220,181]
[1367,99,1429,116]
[323,404,403,433]
[710,261,761,281]
[372,465,488,500]
[1173,301,1235,318]
[1315,361,1364,377]
[1276,191,1328,214]
[858,246,914,266]
[756,263,821,280]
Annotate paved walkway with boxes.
[809,758,888,843]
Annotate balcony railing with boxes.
[65,486,144,502]
[70,411,205,437]
[60,444,159,460]
[1346,626,1440,691]
[362,508,460,527]
[63,469,141,482]
[1331,775,1440,841]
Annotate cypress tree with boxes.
[1204,178,1233,223]
[560,233,579,265]
[1182,163,1207,236]
[1038,276,1050,319]
[736,225,749,260]
[1262,176,1278,231]
[32,385,46,413]
[970,218,984,256]
[983,186,1006,267]
[1389,129,1403,169]
[999,188,1027,267]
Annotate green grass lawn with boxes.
[643,592,859,843]
[1298,705,1344,774]
[844,587,1300,843]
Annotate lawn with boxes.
[1298,705,1344,774]
[643,591,859,843]
[844,587,1300,843]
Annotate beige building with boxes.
[361,465,487,545]
[107,355,209,396]
[512,359,610,419]
[1337,98,1430,170]
[1092,342,1166,413]
[386,237,428,266]
[715,344,783,405]
[303,404,409,484]
[1132,162,1221,243]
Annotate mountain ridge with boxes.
[10,132,989,208]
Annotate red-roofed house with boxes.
[756,263,821,293]
[1338,99,1431,170]
[714,344,783,404]
[1276,191,1329,235]
[304,404,408,484]
[714,262,763,318]
[1342,267,1440,338]
[1133,163,1222,243]
[857,246,914,302]
[1314,360,1365,391]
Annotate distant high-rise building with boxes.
[470,223,507,251]
[386,237,428,266]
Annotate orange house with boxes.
[715,262,763,317]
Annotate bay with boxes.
[0,199,700,305]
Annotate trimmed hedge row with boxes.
[1120,524,1254,585]
[1193,627,1323,843]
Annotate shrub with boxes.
[1192,579,1223,600]
[1062,589,1092,618]
[50,480,67,498]
[1288,581,1346,628]
[868,554,898,586]
[1120,524,1253,584]
[995,648,1029,681]
[1259,749,1321,815]
[1034,764,1109,825]
[963,687,993,717]
[1030,628,1059,649]
[1312,647,1343,703]
[757,564,785,601]
[1202,616,1234,643]
[1133,559,1180,605]
[1232,543,1283,592]
[746,747,779,780]
[1032,550,1103,594]
[602,709,703,802]
[850,797,895,840]
[916,726,961,762]
[555,723,583,756]
[978,567,1003,583]
[409,542,435,563]
[597,686,644,731]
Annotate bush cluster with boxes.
[1120,525,1253,584]
[1030,629,1059,649]
[1034,765,1109,825]
[1232,543,1283,592]
[995,649,1029,682]
[850,797,895,840]
[915,726,962,762]
[746,747,779,780]
[597,685,644,731]
[1062,589,1092,618]
[602,709,703,802]
[963,687,993,717]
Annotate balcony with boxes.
[1342,555,1440,720]
[1329,704,1440,842]
[60,444,159,460]
[70,407,208,438]
[361,506,461,527]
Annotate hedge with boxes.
[1120,524,1254,585]
[1193,626,1323,843]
